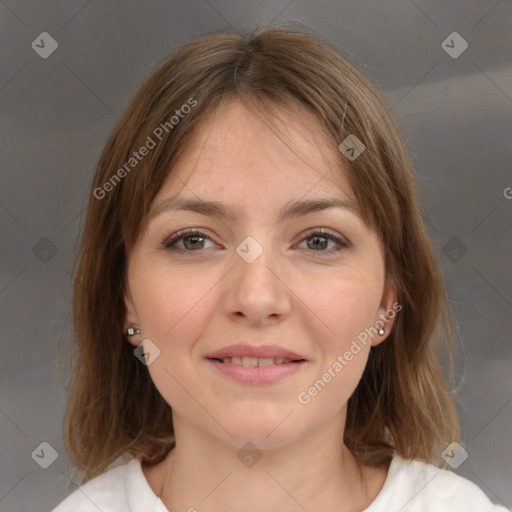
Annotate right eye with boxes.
[162,228,217,252]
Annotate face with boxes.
[124,99,397,450]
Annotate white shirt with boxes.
[51,454,509,511]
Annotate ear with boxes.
[123,286,141,348]
[371,273,400,348]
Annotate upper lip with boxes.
[205,344,306,361]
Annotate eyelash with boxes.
[162,228,349,256]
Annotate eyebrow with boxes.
[149,195,361,222]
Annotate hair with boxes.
[60,26,459,484]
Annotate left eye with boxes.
[162,229,216,251]
[297,231,348,252]
[162,229,348,254]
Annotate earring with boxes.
[126,327,141,337]
[377,327,385,336]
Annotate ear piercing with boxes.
[126,326,386,337]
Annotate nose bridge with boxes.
[225,233,291,319]
[234,233,279,289]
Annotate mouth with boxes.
[207,357,306,384]
[205,344,307,384]
[207,356,306,366]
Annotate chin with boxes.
[215,410,302,447]
[222,428,299,451]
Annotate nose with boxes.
[223,238,292,325]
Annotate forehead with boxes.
[153,99,355,208]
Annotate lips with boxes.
[216,356,295,366]
[205,344,307,384]
[205,344,306,361]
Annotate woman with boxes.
[52,27,507,511]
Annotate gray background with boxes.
[0,1,511,510]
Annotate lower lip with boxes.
[207,359,306,384]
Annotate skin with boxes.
[124,99,398,512]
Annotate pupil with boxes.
[309,236,327,250]
[184,236,203,250]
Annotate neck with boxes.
[153,413,387,512]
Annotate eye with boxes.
[162,228,349,255]
[297,229,349,254]
[162,229,216,252]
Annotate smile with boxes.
[206,357,306,384]
[211,356,299,366]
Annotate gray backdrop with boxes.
[0,1,511,511]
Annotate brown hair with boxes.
[60,26,459,483]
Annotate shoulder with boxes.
[50,458,165,512]
[366,454,509,512]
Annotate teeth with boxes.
[218,356,294,366]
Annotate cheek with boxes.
[130,265,219,413]
[294,278,379,415]
[300,270,383,353]
[130,261,221,344]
